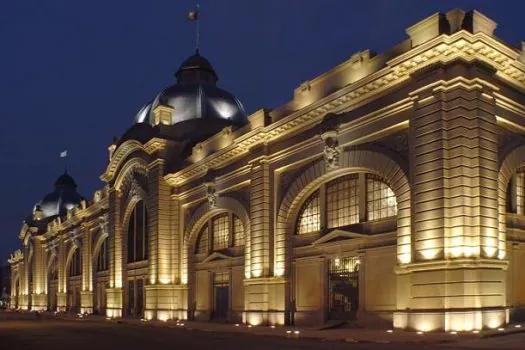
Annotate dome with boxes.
[133,51,247,142]
[32,172,85,220]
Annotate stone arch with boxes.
[65,243,81,276]
[497,144,525,259]
[46,250,57,275]
[114,157,149,193]
[102,140,145,182]
[185,196,250,249]
[274,149,411,277]
[92,229,109,262]
[121,195,148,237]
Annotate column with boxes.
[57,238,67,312]
[244,153,286,326]
[31,239,47,311]
[106,187,123,318]
[395,64,507,331]
[18,244,30,310]
[81,231,94,314]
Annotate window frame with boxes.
[295,172,397,235]
[127,200,149,263]
[195,212,245,255]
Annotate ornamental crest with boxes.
[206,183,217,209]
[321,130,340,171]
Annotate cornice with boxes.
[164,31,525,188]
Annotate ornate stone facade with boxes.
[9,9,525,331]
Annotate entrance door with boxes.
[127,280,135,316]
[136,279,144,316]
[214,286,229,320]
[328,256,360,320]
[213,271,229,320]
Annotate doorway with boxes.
[127,278,145,317]
[213,272,229,320]
[328,256,360,321]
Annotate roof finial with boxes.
[187,4,201,54]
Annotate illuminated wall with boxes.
[10,8,525,331]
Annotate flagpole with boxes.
[196,4,201,54]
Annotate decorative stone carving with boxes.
[205,182,217,209]
[321,130,340,171]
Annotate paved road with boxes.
[0,319,522,350]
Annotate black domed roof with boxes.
[31,172,85,221]
[176,52,218,84]
[54,172,77,188]
[132,51,247,142]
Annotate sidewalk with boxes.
[3,310,525,345]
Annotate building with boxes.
[8,9,525,331]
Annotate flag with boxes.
[60,150,68,158]
[187,5,199,21]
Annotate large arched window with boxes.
[195,213,245,254]
[68,248,81,277]
[296,173,397,235]
[127,200,149,263]
[96,239,108,272]
[297,191,320,234]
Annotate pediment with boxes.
[312,229,366,246]
[202,252,232,263]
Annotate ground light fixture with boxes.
[386,330,393,333]
[515,325,522,328]
[498,328,505,331]
[472,330,480,334]
[416,331,424,335]
[450,331,457,335]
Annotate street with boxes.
[0,318,524,350]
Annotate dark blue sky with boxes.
[1,0,524,262]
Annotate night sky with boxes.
[1,0,524,263]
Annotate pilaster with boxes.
[81,228,93,314]
[106,187,123,317]
[243,153,287,325]
[19,244,30,310]
[396,64,507,331]
[31,239,47,311]
[57,238,67,312]
[144,161,180,320]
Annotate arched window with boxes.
[327,175,359,228]
[195,213,245,255]
[296,173,397,235]
[233,216,245,247]
[297,191,320,234]
[127,200,149,263]
[68,249,81,277]
[212,214,229,250]
[196,225,209,254]
[366,174,397,221]
[96,239,108,272]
